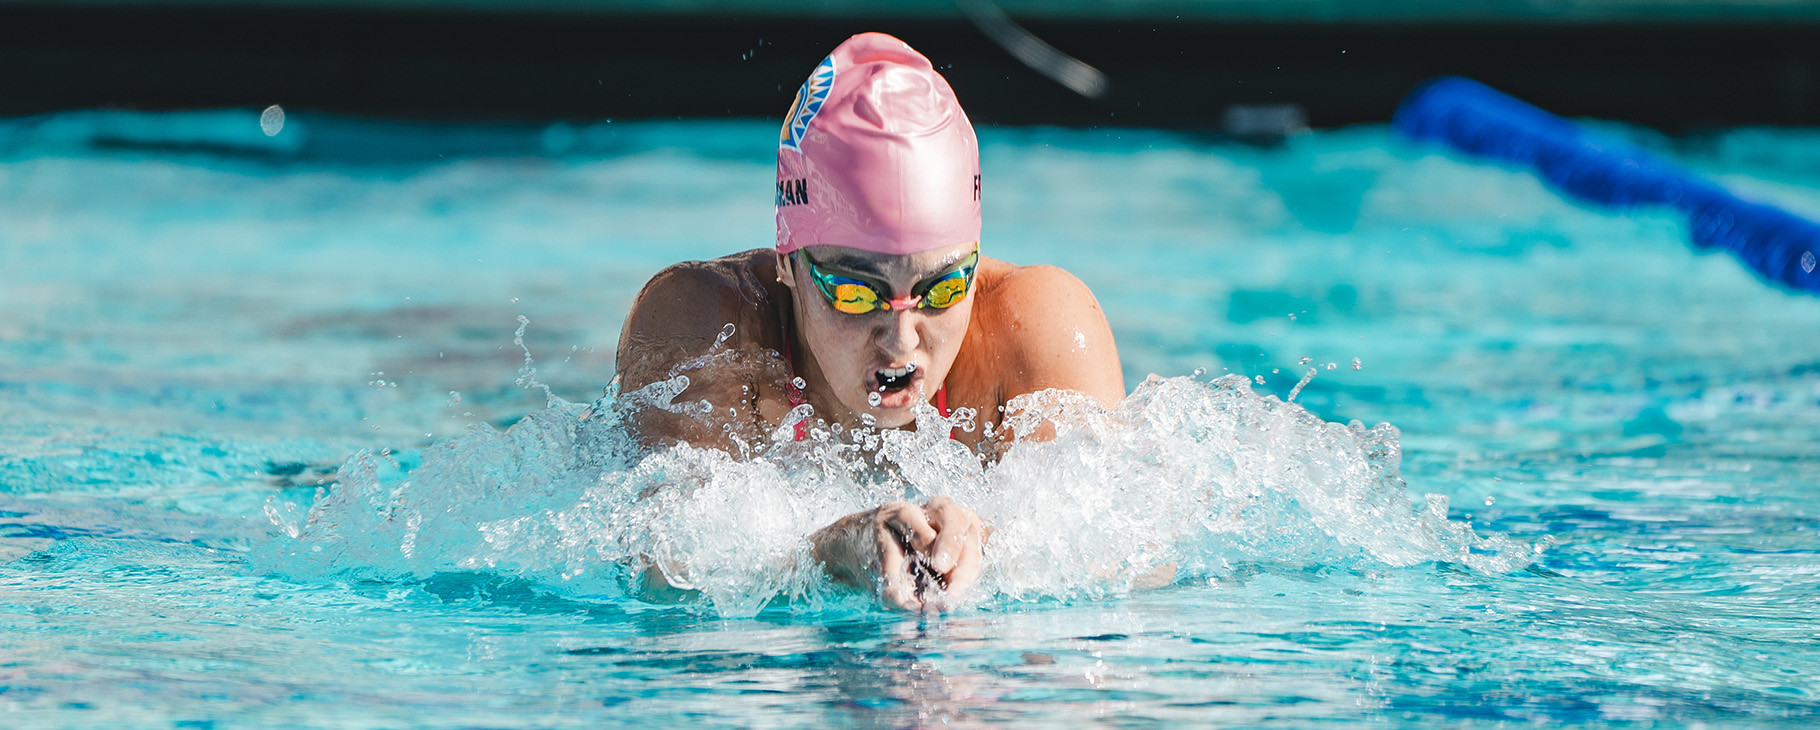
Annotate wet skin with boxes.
[615,244,1123,611]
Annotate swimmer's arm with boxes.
[990,266,1124,442]
[996,265,1125,406]
[987,269,1180,588]
[615,262,760,451]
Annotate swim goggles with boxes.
[800,247,979,315]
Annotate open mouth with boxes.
[874,363,918,394]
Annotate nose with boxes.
[872,306,922,359]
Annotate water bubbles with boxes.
[1191,367,1206,378]
[867,391,883,407]
[1484,496,1496,506]
[791,376,807,391]
[447,391,462,405]
[267,371,1539,618]
[953,407,979,434]
[1325,362,1337,371]
[1271,368,1280,374]
[1298,357,1313,365]
[1805,250,1818,274]
[1254,375,1267,385]
[259,105,285,136]
[1351,357,1363,370]
[715,323,736,345]
[1287,367,1317,402]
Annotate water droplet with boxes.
[1351,357,1363,371]
[1271,368,1279,374]
[1804,250,1818,273]
[867,391,883,407]
[1287,313,1297,321]
[260,105,285,136]
[860,413,876,426]
[1191,367,1206,378]
[1298,357,1313,365]
[716,323,736,343]
[1325,362,1337,370]
[791,377,806,390]
[1254,375,1266,385]
[905,362,917,373]
[1484,496,1496,506]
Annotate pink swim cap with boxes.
[775,33,981,255]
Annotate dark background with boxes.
[4,3,1817,130]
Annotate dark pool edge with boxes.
[4,4,1820,131]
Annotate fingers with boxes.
[938,519,985,600]
[882,502,939,560]
[874,526,920,612]
[863,500,989,613]
[874,502,935,612]
[921,497,986,605]
[921,496,972,574]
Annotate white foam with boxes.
[256,373,1540,616]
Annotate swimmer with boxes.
[615,33,1123,612]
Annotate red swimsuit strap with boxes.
[782,336,810,442]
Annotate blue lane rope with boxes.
[1393,76,1820,294]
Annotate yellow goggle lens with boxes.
[922,275,969,308]
[830,282,880,314]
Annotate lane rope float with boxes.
[1394,76,1820,294]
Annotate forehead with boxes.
[803,242,976,279]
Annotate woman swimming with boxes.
[615,32,1123,612]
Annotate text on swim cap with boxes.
[777,178,808,207]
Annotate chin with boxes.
[867,407,917,429]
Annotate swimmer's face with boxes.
[778,241,978,429]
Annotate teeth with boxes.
[879,365,915,378]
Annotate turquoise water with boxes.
[3,111,1818,726]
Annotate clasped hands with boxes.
[810,496,986,613]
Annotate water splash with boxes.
[256,373,1540,616]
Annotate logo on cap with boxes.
[780,55,836,153]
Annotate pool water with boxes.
[3,112,1818,726]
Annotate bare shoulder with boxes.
[988,262,1101,311]
[971,259,1125,407]
[616,249,780,390]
